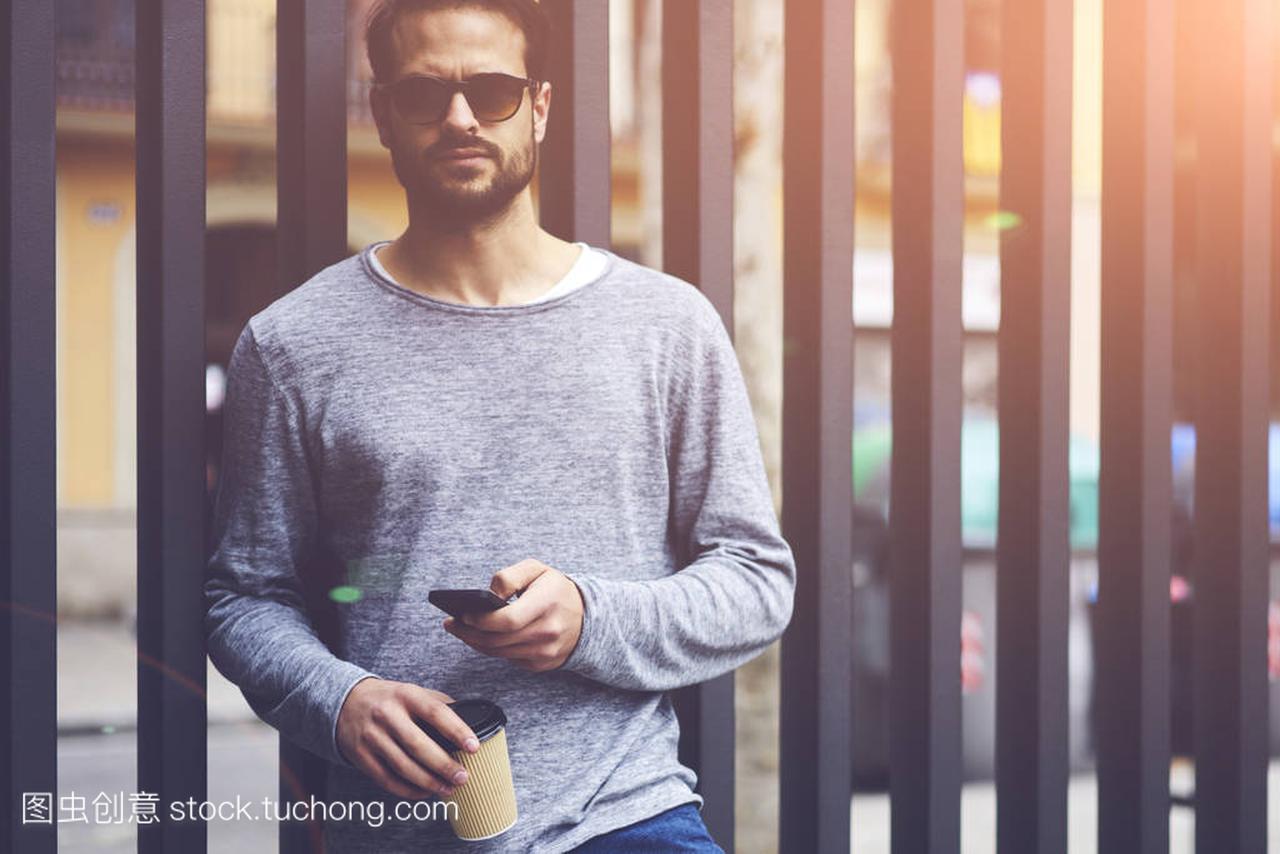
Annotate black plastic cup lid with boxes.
[419,698,507,752]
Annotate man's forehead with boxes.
[387,6,528,80]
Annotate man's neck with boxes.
[380,192,582,307]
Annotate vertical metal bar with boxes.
[779,0,855,852]
[278,0,349,294]
[661,1,736,847]
[663,0,733,321]
[538,0,610,247]
[1095,0,1174,848]
[135,1,209,852]
[1,2,57,852]
[995,0,1073,850]
[1190,0,1272,849]
[276,2,348,852]
[889,0,964,850]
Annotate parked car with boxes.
[848,415,1280,788]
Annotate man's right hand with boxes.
[336,678,481,801]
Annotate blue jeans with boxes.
[570,803,725,853]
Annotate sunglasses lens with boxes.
[465,75,526,121]
[392,77,452,123]
[387,74,529,123]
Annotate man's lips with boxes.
[436,148,492,161]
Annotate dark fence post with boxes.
[1096,0,1174,850]
[1189,0,1272,849]
[538,0,610,248]
[1,2,57,852]
[135,2,209,852]
[995,0,1073,851]
[661,1,737,847]
[278,0,350,293]
[888,0,965,850]
[275,2,350,852]
[663,0,734,320]
[779,0,855,851]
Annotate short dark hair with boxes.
[364,0,551,84]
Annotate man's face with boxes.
[370,7,551,224]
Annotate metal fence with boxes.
[2,1,1275,852]
[51,0,381,126]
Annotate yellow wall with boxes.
[56,124,409,509]
[348,149,410,238]
[57,136,135,507]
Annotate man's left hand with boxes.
[442,559,585,672]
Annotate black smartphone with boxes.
[428,588,513,619]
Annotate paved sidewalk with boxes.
[57,618,256,733]
[53,619,1280,853]
[58,723,279,854]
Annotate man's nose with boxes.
[441,91,478,132]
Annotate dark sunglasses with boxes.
[375,72,539,125]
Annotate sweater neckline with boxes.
[359,240,617,317]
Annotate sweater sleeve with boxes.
[204,323,380,769]
[556,296,797,692]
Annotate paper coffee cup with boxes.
[420,698,518,841]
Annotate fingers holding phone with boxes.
[428,588,515,620]
[434,559,585,672]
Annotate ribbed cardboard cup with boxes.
[420,699,518,841]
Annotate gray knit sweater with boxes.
[203,243,796,852]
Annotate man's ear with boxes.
[370,87,394,148]
[532,80,551,144]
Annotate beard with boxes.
[392,122,537,227]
